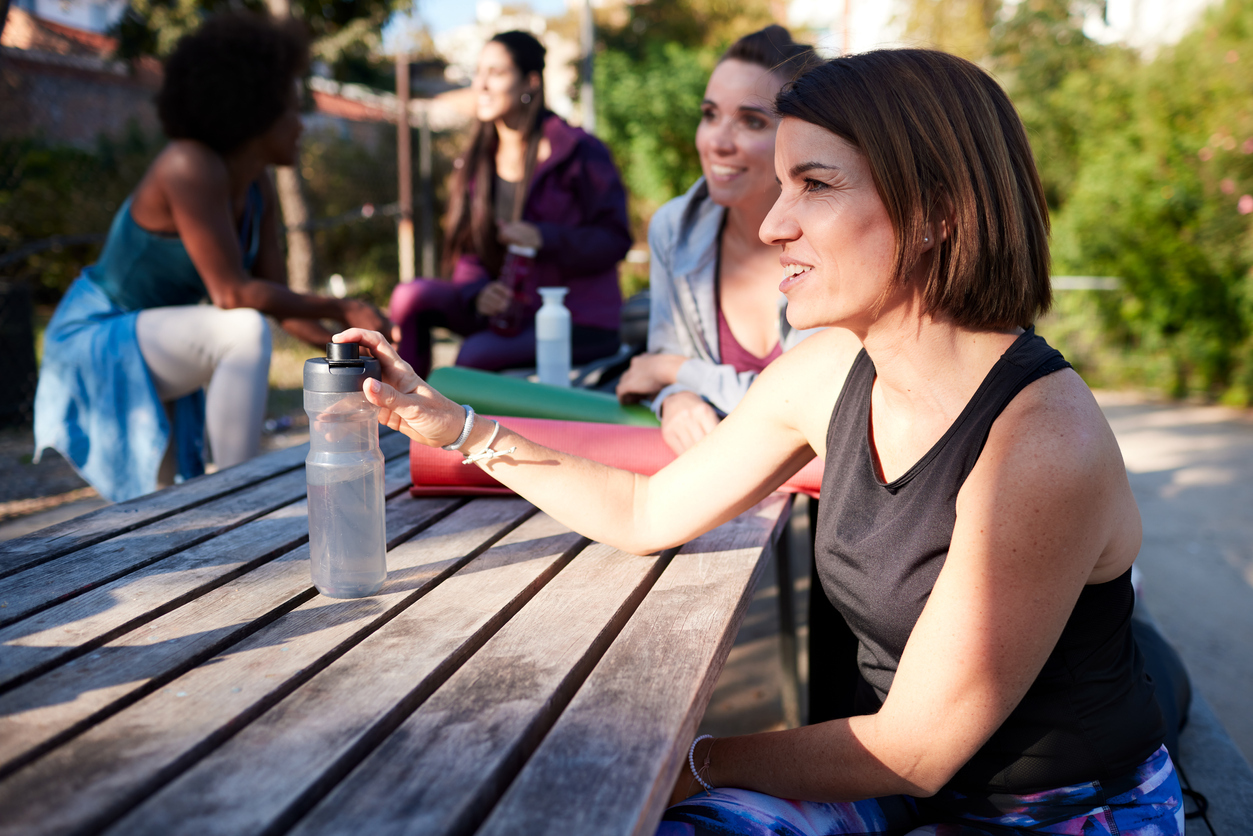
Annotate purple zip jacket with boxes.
[450,113,631,331]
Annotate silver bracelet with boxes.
[687,734,715,794]
[461,420,517,465]
[441,405,476,452]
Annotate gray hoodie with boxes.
[647,177,821,417]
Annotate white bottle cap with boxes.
[538,287,569,304]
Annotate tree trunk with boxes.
[265,0,317,293]
[274,166,316,293]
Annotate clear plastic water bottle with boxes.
[303,342,387,598]
[536,286,571,387]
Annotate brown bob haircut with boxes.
[776,49,1052,329]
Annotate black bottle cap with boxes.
[303,342,381,393]
[326,342,360,364]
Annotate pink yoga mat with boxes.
[409,416,822,498]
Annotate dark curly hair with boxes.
[156,13,309,155]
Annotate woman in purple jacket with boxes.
[388,30,630,377]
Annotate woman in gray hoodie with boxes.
[615,26,822,453]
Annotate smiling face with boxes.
[695,59,785,213]
[762,117,910,335]
[473,41,535,124]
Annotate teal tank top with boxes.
[89,181,264,311]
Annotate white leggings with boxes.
[136,305,271,482]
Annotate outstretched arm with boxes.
[336,327,828,555]
[160,143,392,340]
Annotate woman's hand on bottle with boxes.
[339,298,400,343]
[496,220,542,250]
[332,329,465,447]
[475,281,514,318]
[659,391,721,454]
[615,353,687,403]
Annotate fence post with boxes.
[396,51,415,284]
[419,103,435,277]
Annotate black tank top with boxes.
[815,328,1164,792]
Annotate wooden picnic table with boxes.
[0,429,791,836]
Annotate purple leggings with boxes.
[389,277,618,378]
[659,744,1182,835]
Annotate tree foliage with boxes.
[593,0,775,223]
[111,0,407,83]
[1051,0,1253,399]
[897,0,999,62]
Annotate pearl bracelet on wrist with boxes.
[688,734,715,794]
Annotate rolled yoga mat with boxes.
[425,366,660,427]
[409,415,822,498]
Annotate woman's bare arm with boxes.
[155,143,389,333]
[339,327,856,555]
[249,174,336,346]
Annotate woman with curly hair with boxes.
[34,13,391,502]
[387,30,631,377]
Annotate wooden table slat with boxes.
[477,494,791,836]
[0,444,310,577]
[0,430,408,579]
[103,509,592,836]
[286,541,668,836]
[0,497,538,836]
[0,491,461,779]
[0,452,416,694]
[0,442,412,632]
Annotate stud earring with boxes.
[924,236,930,243]
[521,93,532,104]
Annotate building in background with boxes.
[0,7,161,146]
[8,0,125,34]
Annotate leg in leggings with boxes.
[389,277,486,377]
[455,324,622,372]
[657,744,1182,835]
[136,305,271,474]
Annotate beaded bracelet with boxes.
[687,734,715,794]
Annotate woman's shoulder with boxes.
[752,326,864,450]
[147,141,230,193]
[983,360,1123,489]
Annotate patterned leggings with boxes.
[658,744,1182,835]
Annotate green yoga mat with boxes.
[426,366,660,427]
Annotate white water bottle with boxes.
[536,287,572,387]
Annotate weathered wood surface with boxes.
[0,432,791,836]
[0,429,406,578]
[103,508,584,836]
[478,494,790,836]
[0,498,537,836]
[0,433,410,629]
[0,455,414,695]
[0,490,461,779]
[287,541,668,836]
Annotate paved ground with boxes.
[3,388,1250,767]
[1097,391,1253,765]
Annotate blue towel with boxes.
[33,274,205,502]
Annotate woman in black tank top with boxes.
[347,49,1181,835]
